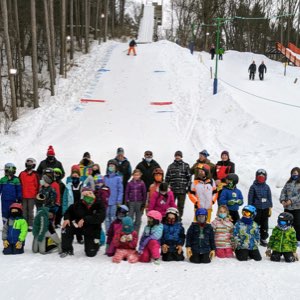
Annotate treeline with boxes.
[167,0,300,52]
[0,0,141,126]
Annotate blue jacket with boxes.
[219,186,243,211]
[2,217,28,244]
[0,176,22,220]
[139,224,163,252]
[186,223,216,254]
[161,222,185,252]
[104,173,123,205]
[62,181,83,214]
[233,219,260,250]
[248,181,272,209]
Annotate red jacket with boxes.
[112,229,138,250]
[51,182,61,205]
[19,170,40,199]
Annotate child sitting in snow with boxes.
[106,205,129,257]
[112,216,139,263]
[211,205,234,258]
[233,205,261,261]
[139,210,163,264]
[161,207,185,261]
[266,212,298,263]
[186,208,216,264]
[2,203,28,255]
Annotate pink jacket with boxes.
[112,229,138,250]
[211,217,234,249]
[148,190,177,217]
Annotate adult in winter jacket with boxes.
[258,61,267,80]
[148,182,177,217]
[190,149,215,180]
[248,169,272,246]
[233,205,261,261]
[61,188,106,257]
[165,151,191,219]
[2,203,28,255]
[127,38,137,56]
[248,61,256,80]
[0,163,22,224]
[135,151,160,191]
[79,152,94,181]
[210,45,215,60]
[161,208,185,261]
[186,208,216,264]
[266,212,298,262]
[280,167,300,241]
[214,151,235,183]
[125,169,147,234]
[19,158,39,230]
[104,160,123,231]
[108,147,132,195]
[37,146,65,179]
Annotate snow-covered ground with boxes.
[1,41,300,299]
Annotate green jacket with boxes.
[33,207,49,242]
[2,217,28,243]
[268,226,297,253]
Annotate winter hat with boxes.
[42,174,53,185]
[147,210,162,222]
[221,150,229,158]
[107,159,118,168]
[122,216,134,234]
[47,145,55,156]
[199,149,209,157]
[144,150,153,156]
[71,165,81,176]
[174,151,183,158]
[83,152,91,159]
[117,147,124,154]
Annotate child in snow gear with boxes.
[219,173,243,224]
[258,61,267,80]
[127,38,137,56]
[165,151,191,219]
[149,167,164,199]
[83,163,101,190]
[0,163,22,224]
[214,151,235,183]
[106,205,129,256]
[2,203,28,255]
[125,169,147,234]
[218,47,224,60]
[248,169,272,247]
[104,160,123,231]
[279,167,300,242]
[139,210,163,263]
[32,196,61,255]
[19,158,39,231]
[266,212,298,262]
[161,207,185,261]
[233,205,262,261]
[36,172,57,209]
[186,208,216,263]
[148,182,177,217]
[248,61,256,80]
[53,168,65,228]
[210,45,215,60]
[188,166,217,223]
[94,174,110,208]
[61,187,106,257]
[112,216,139,263]
[211,205,234,258]
[79,152,94,181]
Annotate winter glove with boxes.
[176,245,183,254]
[227,199,237,206]
[268,208,272,217]
[265,249,272,257]
[120,235,127,243]
[186,247,192,259]
[3,240,9,248]
[293,253,299,261]
[209,250,215,260]
[15,241,23,249]
[237,199,243,205]
[162,244,169,254]
[126,234,133,242]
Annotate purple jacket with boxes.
[125,179,147,202]
[148,190,177,217]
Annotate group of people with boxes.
[248,60,267,80]
[1,146,299,264]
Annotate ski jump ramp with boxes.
[137,4,154,43]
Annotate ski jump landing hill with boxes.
[137,4,154,43]
[276,42,300,66]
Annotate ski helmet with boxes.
[4,163,16,175]
[226,173,239,185]
[94,174,104,185]
[166,207,179,217]
[195,208,208,217]
[53,168,62,175]
[256,169,267,177]
[242,205,257,218]
[116,205,129,218]
[9,202,23,212]
[278,212,293,227]
[25,158,37,169]
[153,167,164,175]
[43,168,54,180]
[107,159,118,168]
[147,210,162,222]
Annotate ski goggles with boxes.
[242,211,251,217]
[278,220,287,226]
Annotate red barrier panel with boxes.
[288,42,300,55]
[150,101,173,105]
[80,99,106,103]
[276,42,300,67]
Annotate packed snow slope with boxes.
[1,41,300,299]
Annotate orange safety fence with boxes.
[288,42,300,55]
[276,42,300,67]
